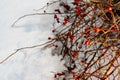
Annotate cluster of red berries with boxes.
[46,0,120,80]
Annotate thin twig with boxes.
[12,12,72,27]
[0,40,54,64]
[33,0,60,11]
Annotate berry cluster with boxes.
[47,0,120,80]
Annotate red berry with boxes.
[70,36,74,43]
[85,40,90,45]
[81,59,85,63]
[107,5,112,12]
[111,27,117,32]
[73,74,78,78]
[76,6,81,15]
[77,78,81,80]
[52,29,55,33]
[94,28,100,33]
[85,32,90,38]
[72,51,78,58]
[57,73,63,76]
[55,45,58,48]
[63,20,67,25]
[68,32,72,37]
[48,37,51,40]
[74,0,80,3]
[54,14,57,18]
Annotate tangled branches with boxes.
[46,0,120,80]
[0,0,120,80]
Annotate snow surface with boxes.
[0,0,65,80]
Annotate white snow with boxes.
[0,0,65,80]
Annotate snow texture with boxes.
[0,0,65,80]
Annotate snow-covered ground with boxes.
[0,0,65,80]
